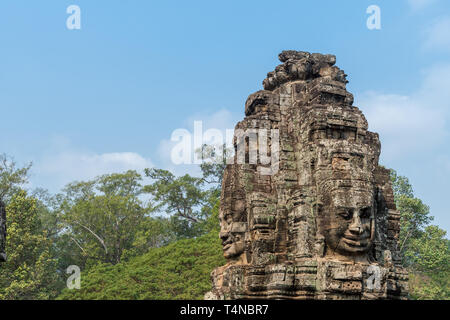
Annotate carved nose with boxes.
[219,231,229,241]
[349,212,363,234]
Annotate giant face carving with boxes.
[311,112,379,257]
[318,187,375,256]
[218,198,247,260]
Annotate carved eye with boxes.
[222,213,232,224]
[360,207,372,219]
[337,208,352,220]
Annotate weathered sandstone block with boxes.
[206,51,408,300]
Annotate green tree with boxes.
[59,171,157,267]
[144,168,207,238]
[58,168,225,300]
[121,216,176,260]
[390,170,450,300]
[0,201,5,262]
[407,226,450,300]
[58,205,225,300]
[0,191,59,299]
[390,170,433,265]
[143,167,220,239]
[407,225,449,273]
[0,154,31,204]
[197,143,230,188]
[142,144,227,240]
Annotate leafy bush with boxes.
[58,231,225,300]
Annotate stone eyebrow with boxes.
[335,206,352,210]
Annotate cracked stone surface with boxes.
[206,51,408,300]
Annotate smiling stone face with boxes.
[219,219,246,259]
[217,165,248,262]
[304,105,379,258]
[219,201,246,259]
[318,188,375,256]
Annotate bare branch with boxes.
[74,221,108,254]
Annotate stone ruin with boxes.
[0,201,6,262]
[206,51,408,300]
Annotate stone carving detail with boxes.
[206,51,408,300]
[0,201,6,262]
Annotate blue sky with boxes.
[0,0,449,232]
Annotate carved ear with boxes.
[244,237,252,264]
[314,234,326,257]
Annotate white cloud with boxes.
[407,0,438,11]
[156,109,239,176]
[33,151,153,192]
[423,16,450,52]
[357,63,450,233]
[184,108,240,132]
[357,63,450,162]
[359,92,446,160]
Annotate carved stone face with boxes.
[307,110,378,258]
[219,199,247,259]
[219,220,246,259]
[318,188,375,256]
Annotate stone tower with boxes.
[206,51,408,300]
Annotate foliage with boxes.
[0,154,31,204]
[57,196,223,300]
[409,272,449,300]
[197,143,230,188]
[57,230,225,300]
[407,225,449,273]
[143,167,220,239]
[1,151,448,300]
[121,216,176,261]
[406,225,450,300]
[391,170,433,262]
[390,170,450,300]
[58,171,165,267]
[0,191,60,299]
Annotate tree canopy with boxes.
[0,155,448,300]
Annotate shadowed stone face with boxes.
[219,221,246,259]
[218,195,247,260]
